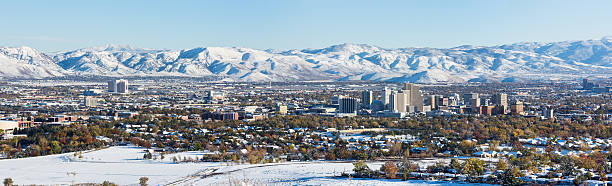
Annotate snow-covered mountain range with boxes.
[1,38,611,82]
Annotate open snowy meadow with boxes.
[0,145,490,185]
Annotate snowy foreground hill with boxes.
[0,145,493,185]
[2,37,612,82]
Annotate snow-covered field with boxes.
[0,146,207,185]
[0,146,491,185]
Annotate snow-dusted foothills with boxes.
[1,37,612,82]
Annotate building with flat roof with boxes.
[108,79,129,94]
[108,80,117,93]
[116,80,129,94]
[338,97,358,114]
[0,120,19,135]
[361,90,372,109]
[493,93,508,114]
[84,96,98,107]
[276,105,288,115]
[208,90,225,100]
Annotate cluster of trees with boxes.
[349,158,488,181]
[1,177,148,186]
[348,151,612,185]
[116,114,612,168]
[0,121,125,159]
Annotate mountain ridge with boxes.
[1,38,611,82]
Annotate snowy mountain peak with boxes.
[323,43,380,53]
[1,46,41,55]
[0,46,66,78]
[300,43,381,54]
[1,38,611,82]
[79,44,166,53]
[101,44,138,51]
[0,46,52,62]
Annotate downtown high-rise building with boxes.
[511,101,524,115]
[493,93,508,114]
[108,80,117,93]
[382,87,392,108]
[338,97,358,114]
[116,80,128,94]
[388,83,424,113]
[463,93,480,113]
[389,92,407,113]
[543,107,554,119]
[84,96,98,107]
[404,83,424,112]
[108,79,129,94]
[361,90,373,109]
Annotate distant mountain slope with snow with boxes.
[0,46,67,78]
[1,38,611,82]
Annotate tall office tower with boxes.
[84,97,98,107]
[388,92,397,112]
[332,95,344,105]
[404,83,424,112]
[116,79,129,94]
[511,101,524,115]
[543,107,554,119]
[481,98,490,106]
[108,80,117,93]
[338,97,358,113]
[437,97,449,107]
[382,87,392,107]
[463,93,479,106]
[449,93,460,106]
[426,95,437,109]
[370,100,385,112]
[463,93,481,113]
[470,98,481,113]
[493,93,508,113]
[582,78,596,90]
[389,92,407,113]
[361,90,373,109]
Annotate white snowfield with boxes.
[0,146,491,185]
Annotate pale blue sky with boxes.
[1,0,611,52]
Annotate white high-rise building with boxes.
[116,80,128,94]
[108,79,128,94]
[382,87,392,107]
[387,83,424,113]
[84,96,98,107]
[389,92,407,113]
